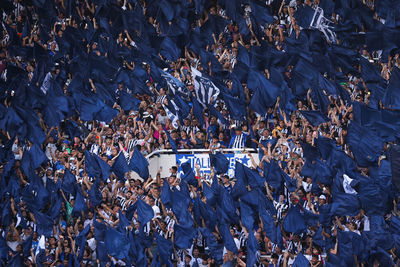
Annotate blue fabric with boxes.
[94,153,111,181]
[165,128,178,154]
[222,93,247,120]
[34,211,54,237]
[209,152,229,174]
[181,167,197,187]
[105,227,130,260]
[218,222,238,253]
[119,90,141,112]
[383,66,400,110]
[112,152,130,181]
[248,70,280,114]
[84,150,101,179]
[331,193,361,216]
[155,234,173,266]
[292,253,310,267]
[129,148,150,179]
[283,205,307,234]
[240,200,255,231]
[160,180,172,209]
[191,96,205,126]
[160,37,181,61]
[246,231,260,267]
[76,225,90,261]
[62,169,76,196]
[300,110,330,126]
[174,224,197,249]
[347,121,384,167]
[263,160,283,190]
[200,228,223,264]
[136,198,154,225]
[218,187,237,224]
[230,161,248,199]
[72,186,87,216]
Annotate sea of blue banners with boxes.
[0,0,400,265]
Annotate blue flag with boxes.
[34,211,54,237]
[181,167,198,187]
[94,153,111,181]
[218,223,238,254]
[283,205,307,234]
[112,152,130,181]
[155,234,173,266]
[383,66,400,110]
[331,193,361,216]
[246,231,260,267]
[164,128,178,154]
[161,70,189,98]
[160,180,172,209]
[292,253,310,267]
[62,169,76,196]
[129,148,149,179]
[105,227,130,260]
[347,122,383,167]
[174,224,197,249]
[119,90,141,111]
[73,186,87,216]
[300,110,330,126]
[209,152,229,174]
[136,198,154,224]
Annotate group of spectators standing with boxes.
[1,0,400,266]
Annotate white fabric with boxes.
[343,174,357,195]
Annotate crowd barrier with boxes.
[142,148,260,179]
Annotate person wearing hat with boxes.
[318,195,327,206]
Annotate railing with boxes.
[145,148,258,159]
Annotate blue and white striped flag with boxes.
[161,70,189,98]
[191,67,220,107]
[162,102,179,129]
[194,76,220,107]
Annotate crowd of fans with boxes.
[0,0,400,266]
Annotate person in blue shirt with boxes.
[229,126,249,149]
[206,116,219,142]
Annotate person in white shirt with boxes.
[146,195,161,219]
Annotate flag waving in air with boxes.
[191,68,220,107]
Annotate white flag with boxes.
[343,174,357,195]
